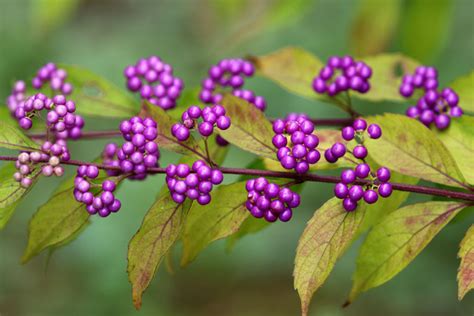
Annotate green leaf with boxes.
[57,64,139,118]
[142,102,208,160]
[458,225,474,300]
[450,71,474,114]
[127,195,191,309]
[181,181,248,266]
[0,121,40,151]
[22,171,120,262]
[365,113,468,189]
[219,95,276,159]
[356,54,419,101]
[0,201,21,231]
[294,198,366,315]
[399,0,454,63]
[348,201,467,303]
[350,0,401,56]
[0,163,35,209]
[22,183,89,263]
[435,116,474,184]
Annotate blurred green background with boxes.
[1,0,473,315]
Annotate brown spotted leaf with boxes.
[458,225,474,300]
[127,195,191,309]
[219,95,276,159]
[294,198,366,316]
[348,201,467,303]
[365,113,468,189]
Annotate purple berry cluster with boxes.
[165,160,223,205]
[325,119,381,163]
[117,117,160,180]
[32,63,73,95]
[74,165,121,217]
[102,143,121,177]
[200,58,266,111]
[312,56,372,96]
[400,66,463,130]
[272,116,320,174]
[124,56,184,110]
[13,140,70,187]
[245,178,300,223]
[334,165,392,212]
[13,93,84,140]
[171,105,231,141]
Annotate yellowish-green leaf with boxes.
[226,215,270,251]
[357,54,419,101]
[127,195,191,310]
[458,225,474,300]
[31,0,79,34]
[0,121,40,151]
[366,114,468,189]
[219,95,276,159]
[181,181,248,266]
[57,64,139,118]
[350,0,401,56]
[294,198,366,316]
[450,70,474,113]
[435,116,474,184]
[348,201,467,303]
[0,200,21,230]
[253,47,322,99]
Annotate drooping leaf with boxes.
[350,0,401,56]
[22,171,120,262]
[365,113,468,189]
[181,181,248,266]
[450,70,474,114]
[435,116,474,184]
[142,101,209,161]
[56,64,139,118]
[294,198,366,315]
[399,0,454,63]
[22,184,89,263]
[127,195,191,310]
[357,54,419,101]
[0,121,40,151]
[348,201,467,303]
[219,95,276,159]
[458,225,474,300]
[0,200,21,231]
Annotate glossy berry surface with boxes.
[273,116,320,174]
[245,178,300,222]
[166,160,223,205]
[74,165,121,217]
[171,104,231,141]
[335,164,392,211]
[312,55,372,96]
[124,56,184,110]
[199,58,266,111]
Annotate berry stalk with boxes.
[1,155,473,202]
